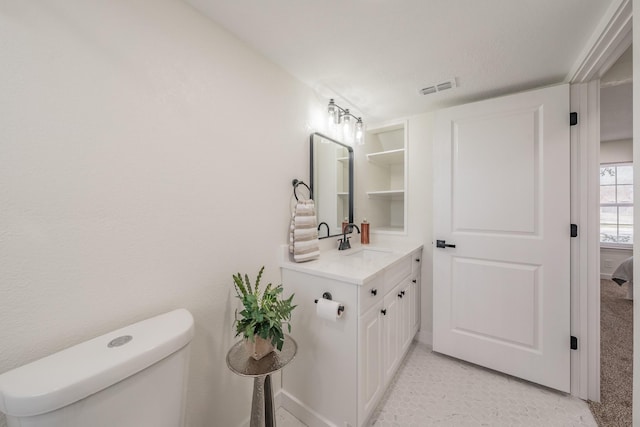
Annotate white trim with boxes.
[569,81,601,401]
[567,0,632,402]
[567,0,632,83]
[280,390,336,427]
[633,5,640,425]
[601,273,613,280]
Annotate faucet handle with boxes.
[337,237,351,250]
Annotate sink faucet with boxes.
[338,223,361,250]
[317,222,330,238]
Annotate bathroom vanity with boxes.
[280,243,423,427]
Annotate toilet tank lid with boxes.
[0,308,194,417]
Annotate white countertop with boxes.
[280,241,423,285]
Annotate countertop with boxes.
[280,241,423,285]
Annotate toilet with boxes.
[0,308,194,427]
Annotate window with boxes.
[600,163,633,246]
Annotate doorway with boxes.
[566,0,632,404]
[589,44,633,425]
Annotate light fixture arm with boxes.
[327,99,364,145]
[329,99,361,122]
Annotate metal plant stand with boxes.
[226,335,297,427]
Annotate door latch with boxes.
[436,240,456,249]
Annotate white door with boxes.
[433,84,571,392]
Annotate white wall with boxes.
[355,114,434,344]
[600,138,633,163]
[407,114,434,343]
[0,2,323,426]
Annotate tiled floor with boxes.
[279,341,597,427]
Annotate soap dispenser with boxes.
[361,219,370,244]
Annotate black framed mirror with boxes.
[310,132,354,239]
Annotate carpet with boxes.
[588,279,633,426]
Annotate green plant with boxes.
[232,266,296,351]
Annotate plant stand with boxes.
[226,335,297,427]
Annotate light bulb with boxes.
[342,110,353,145]
[354,118,364,145]
[327,99,338,137]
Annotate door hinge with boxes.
[571,336,578,350]
[570,112,578,126]
[571,224,578,238]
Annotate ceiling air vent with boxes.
[419,77,457,96]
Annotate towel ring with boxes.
[292,179,311,201]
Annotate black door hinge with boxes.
[570,112,578,126]
[571,224,578,238]
[571,336,578,350]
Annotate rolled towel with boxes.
[291,199,320,262]
[294,215,317,228]
[294,228,318,240]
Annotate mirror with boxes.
[310,132,354,239]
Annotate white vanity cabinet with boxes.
[281,245,423,427]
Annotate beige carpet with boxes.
[588,279,633,426]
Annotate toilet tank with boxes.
[0,309,194,427]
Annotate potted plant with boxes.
[233,266,296,360]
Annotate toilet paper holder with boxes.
[314,292,345,315]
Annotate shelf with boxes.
[366,190,405,200]
[366,149,405,166]
[337,156,350,163]
[337,192,348,197]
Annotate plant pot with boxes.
[245,336,275,360]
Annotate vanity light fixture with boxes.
[327,99,364,145]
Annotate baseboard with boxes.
[416,330,432,346]
[280,389,337,427]
[601,273,613,280]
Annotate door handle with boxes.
[436,240,456,249]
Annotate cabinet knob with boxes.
[412,279,417,283]
[401,290,406,296]
[370,289,377,296]
[397,293,403,298]
[415,258,420,262]
[381,309,387,316]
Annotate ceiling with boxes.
[186,0,615,123]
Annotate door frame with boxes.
[567,0,632,401]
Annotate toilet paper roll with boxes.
[316,298,343,321]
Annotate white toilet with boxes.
[0,308,194,427]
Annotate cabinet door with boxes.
[411,251,422,335]
[358,303,383,423]
[399,281,412,350]
[410,276,419,335]
[382,290,400,384]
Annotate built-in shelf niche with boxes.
[357,122,407,234]
[336,146,350,227]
